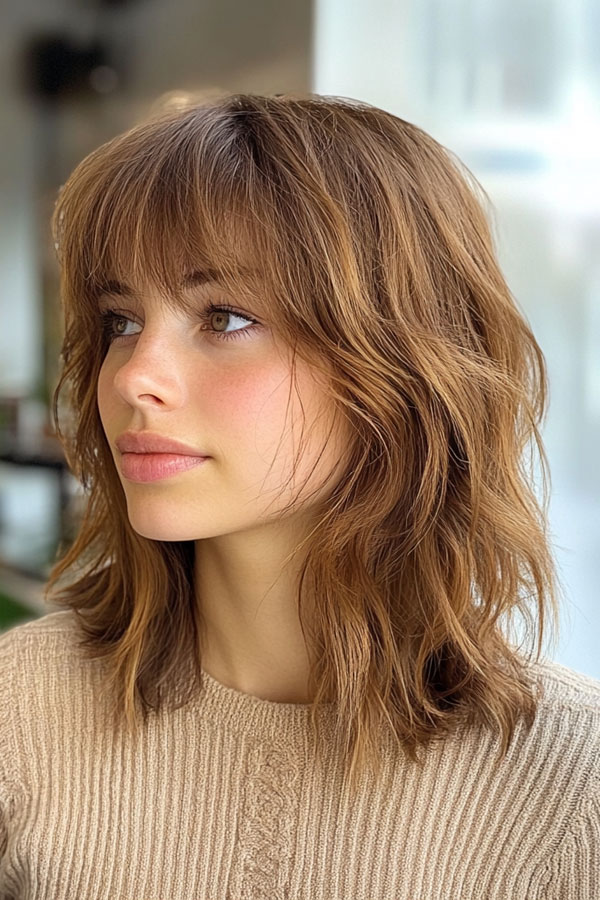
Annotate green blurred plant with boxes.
[0,591,37,630]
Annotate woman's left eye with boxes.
[199,303,261,341]
[100,303,261,344]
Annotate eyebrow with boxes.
[97,267,251,298]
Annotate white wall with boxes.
[312,0,600,678]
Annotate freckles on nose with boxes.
[106,351,168,401]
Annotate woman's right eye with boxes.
[100,310,140,341]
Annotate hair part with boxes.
[47,90,564,797]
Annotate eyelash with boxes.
[99,303,260,344]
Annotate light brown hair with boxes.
[47,91,564,795]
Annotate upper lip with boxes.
[115,431,209,456]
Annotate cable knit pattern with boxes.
[229,742,302,900]
[0,609,599,900]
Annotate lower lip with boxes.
[120,453,209,483]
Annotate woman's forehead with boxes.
[94,260,264,295]
[92,265,274,322]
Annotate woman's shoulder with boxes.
[0,609,83,667]
[487,655,600,819]
[0,608,78,641]
[0,609,102,710]
[513,655,600,775]
[523,655,600,712]
[0,610,117,783]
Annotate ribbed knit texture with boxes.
[0,610,598,899]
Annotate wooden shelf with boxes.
[0,432,67,469]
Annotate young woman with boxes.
[0,91,598,899]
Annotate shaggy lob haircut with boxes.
[48,91,564,795]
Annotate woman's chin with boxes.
[126,516,199,542]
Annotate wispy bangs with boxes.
[51,106,276,321]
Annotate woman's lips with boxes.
[120,452,209,483]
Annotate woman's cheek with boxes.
[200,362,295,449]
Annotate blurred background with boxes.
[1,0,598,678]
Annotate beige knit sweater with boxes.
[0,610,598,899]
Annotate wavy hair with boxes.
[47,91,564,795]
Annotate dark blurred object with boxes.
[75,0,141,6]
[0,395,51,448]
[20,33,116,101]
[0,432,66,467]
[0,399,19,443]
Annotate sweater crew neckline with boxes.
[195,666,337,743]
[17,610,338,746]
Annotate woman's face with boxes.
[96,276,349,541]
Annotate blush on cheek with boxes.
[207,366,293,443]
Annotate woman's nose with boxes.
[111,332,187,409]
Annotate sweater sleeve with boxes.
[0,626,21,876]
[546,769,600,898]
[0,800,6,867]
